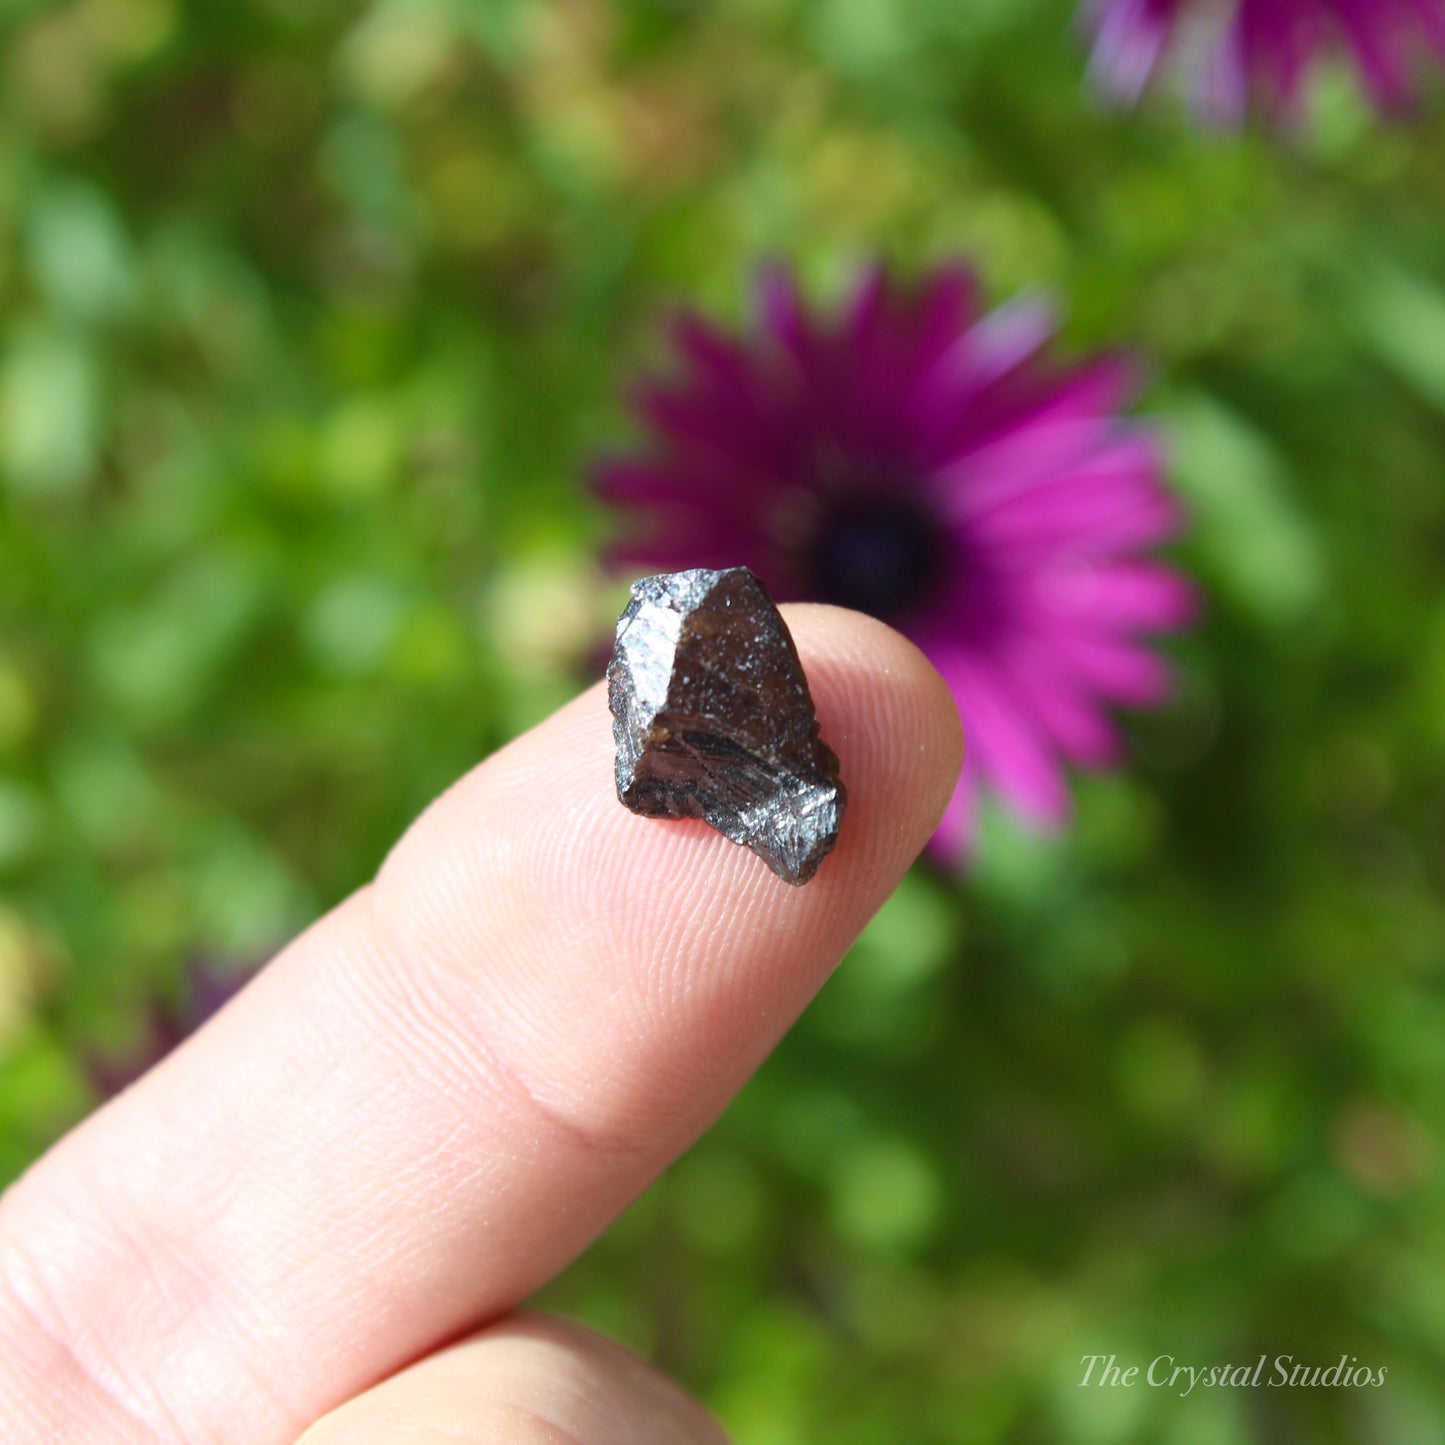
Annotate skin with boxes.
[0,606,962,1443]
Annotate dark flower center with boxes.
[806,493,944,621]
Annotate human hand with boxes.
[0,606,960,1443]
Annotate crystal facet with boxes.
[608,568,846,885]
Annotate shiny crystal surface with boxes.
[608,568,846,885]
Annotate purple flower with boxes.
[1084,0,1445,122]
[593,264,1196,861]
[85,956,257,1099]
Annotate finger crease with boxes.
[0,1227,169,1444]
[360,884,644,1165]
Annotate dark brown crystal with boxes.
[608,567,846,885]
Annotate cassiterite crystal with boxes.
[608,568,846,885]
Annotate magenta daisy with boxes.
[593,264,1196,862]
[1085,0,1445,122]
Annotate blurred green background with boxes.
[2,0,1444,1440]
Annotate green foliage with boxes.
[2,0,1444,1439]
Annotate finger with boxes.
[298,1313,728,1445]
[0,605,961,1444]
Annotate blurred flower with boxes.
[594,264,1195,861]
[1084,0,1445,122]
[85,956,258,1099]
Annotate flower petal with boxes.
[1041,626,1177,707]
[936,650,1072,826]
[1039,559,1200,632]
[965,461,1183,558]
[999,640,1125,765]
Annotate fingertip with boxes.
[778,602,964,875]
